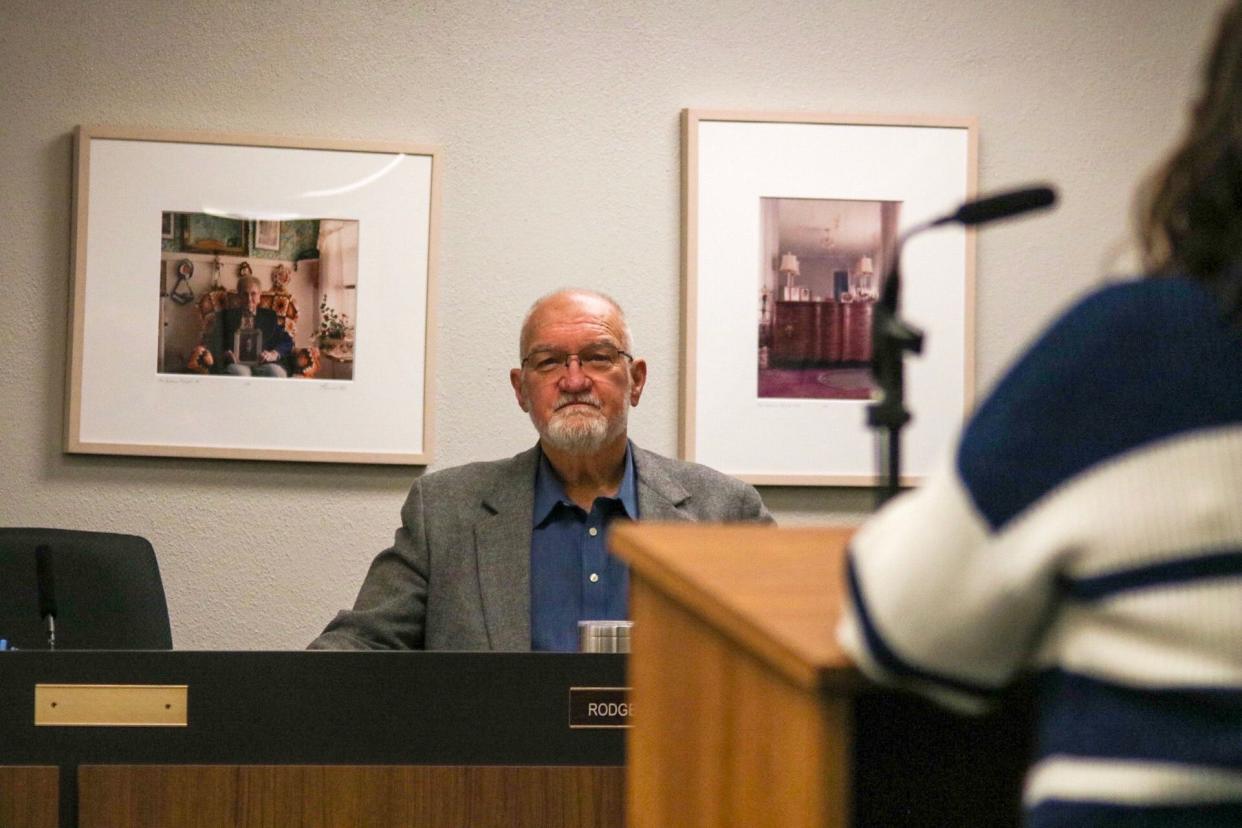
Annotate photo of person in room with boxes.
[156,213,359,381]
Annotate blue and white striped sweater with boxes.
[837,276,1242,826]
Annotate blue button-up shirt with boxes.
[530,443,638,652]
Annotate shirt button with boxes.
[589,573,600,583]
[588,527,598,537]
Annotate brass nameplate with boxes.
[34,684,187,727]
[569,686,631,729]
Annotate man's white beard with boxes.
[539,392,628,455]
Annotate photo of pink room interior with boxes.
[758,197,900,400]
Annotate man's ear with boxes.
[510,368,530,412]
[628,358,648,406]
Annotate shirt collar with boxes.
[533,441,639,525]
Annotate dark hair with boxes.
[1138,0,1242,318]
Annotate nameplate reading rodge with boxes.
[569,686,632,729]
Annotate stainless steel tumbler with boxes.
[577,620,632,653]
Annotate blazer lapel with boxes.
[475,446,540,650]
[632,445,693,521]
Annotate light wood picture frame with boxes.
[681,110,977,486]
[67,126,440,464]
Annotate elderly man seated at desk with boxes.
[311,288,772,652]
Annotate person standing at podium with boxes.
[838,3,1242,825]
[311,288,771,652]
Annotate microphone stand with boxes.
[35,543,57,651]
[867,224,929,508]
[864,185,1057,509]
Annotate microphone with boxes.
[932,185,1057,228]
[35,544,57,650]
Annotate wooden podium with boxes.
[610,523,1030,828]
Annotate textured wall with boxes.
[0,0,1222,649]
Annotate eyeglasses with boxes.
[520,344,633,376]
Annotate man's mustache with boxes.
[553,393,602,411]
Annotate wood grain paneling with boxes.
[614,524,858,828]
[78,765,623,828]
[0,766,58,828]
[628,579,848,828]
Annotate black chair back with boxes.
[0,528,172,650]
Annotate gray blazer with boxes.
[309,443,772,651]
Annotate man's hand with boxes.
[260,350,279,363]
[223,350,236,364]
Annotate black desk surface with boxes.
[0,651,626,766]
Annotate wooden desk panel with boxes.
[79,765,623,828]
[0,766,57,828]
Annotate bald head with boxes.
[518,289,633,358]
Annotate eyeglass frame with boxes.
[518,343,635,376]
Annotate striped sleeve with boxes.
[836,450,1058,713]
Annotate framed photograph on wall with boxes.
[67,126,440,464]
[254,219,280,251]
[681,110,977,486]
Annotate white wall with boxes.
[0,0,1223,649]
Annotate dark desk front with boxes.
[0,651,625,828]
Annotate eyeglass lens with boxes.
[525,345,627,374]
